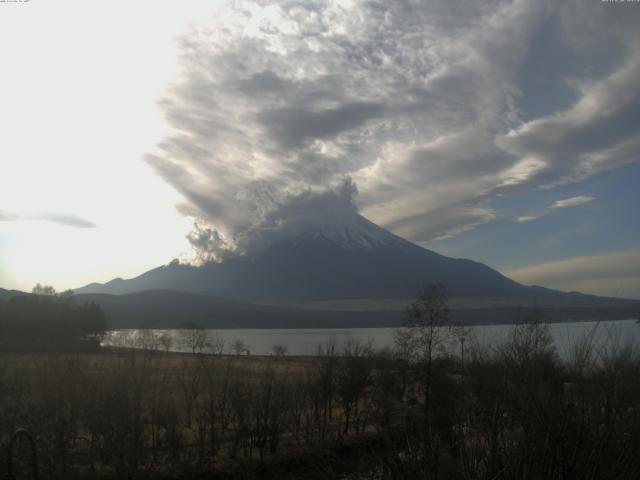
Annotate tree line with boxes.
[0,284,106,351]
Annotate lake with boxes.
[104,319,640,359]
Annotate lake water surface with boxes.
[105,319,640,359]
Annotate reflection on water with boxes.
[103,319,639,359]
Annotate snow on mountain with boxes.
[289,215,410,252]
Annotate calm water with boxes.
[104,319,640,359]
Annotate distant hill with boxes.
[76,215,583,302]
[2,288,638,329]
[74,290,400,329]
[76,290,639,329]
[0,288,30,300]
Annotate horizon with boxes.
[1,0,639,299]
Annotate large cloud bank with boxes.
[146,0,640,262]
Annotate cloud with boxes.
[392,205,497,242]
[0,211,96,228]
[495,18,640,189]
[0,211,18,222]
[38,214,96,228]
[506,248,640,299]
[258,101,386,149]
[510,195,593,224]
[184,178,359,262]
[186,223,233,264]
[551,196,595,209]
[147,0,640,260]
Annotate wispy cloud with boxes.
[511,195,595,224]
[506,248,640,299]
[0,211,96,228]
[551,196,595,209]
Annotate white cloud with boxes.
[146,0,640,261]
[496,39,640,188]
[551,196,595,209]
[506,248,640,299]
[512,195,594,224]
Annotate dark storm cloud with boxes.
[147,0,640,260]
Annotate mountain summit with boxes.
[287,215,411,252]
[76,215,559,301]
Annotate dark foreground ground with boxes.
[3,322,640,480]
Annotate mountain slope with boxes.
[76,215,577,301]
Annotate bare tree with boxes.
[158,332,173,353]
[106,330,136,350]
[32,283,57,296]
[207,332,226,355]
[136,329,160,351]
[501,305,555,369]
[272,344,288,358]
[231,338,248,356]
[395,284,459,418]
[180,325,210,354]
[337,337,373,434]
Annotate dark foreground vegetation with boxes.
[1,286,640,479]
[0,287,106,352]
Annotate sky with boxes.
[1,0,639,298]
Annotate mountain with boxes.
[77,215,574,301]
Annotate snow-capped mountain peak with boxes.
[75,214,542,301]
[289,215,411,252]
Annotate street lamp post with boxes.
[459,336,466,381]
